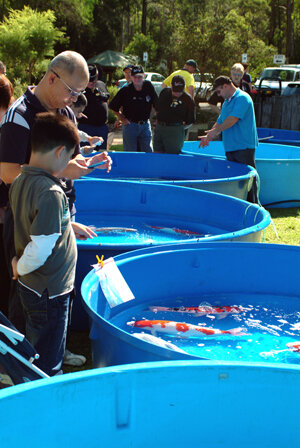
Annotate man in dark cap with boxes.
[199,75,258,203]
[161,59,199,98]
[109,65,158,152]
[153,75,195,154]
[122,64,134,88]
[78,64,110,149]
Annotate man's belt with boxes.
[130,119,148,124]
[158,121,183,126]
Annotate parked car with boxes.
[253,66,300,95]
[116,72,165,95]
[194,73,214,101]
[282,81,300,96]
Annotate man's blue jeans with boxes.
[122,121,153,152]
[18,283,70,376]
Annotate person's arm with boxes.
[188,85,195,98]
[0,162,21,184]
[13,233,60,277]
[71,222,97,240]
[11,190,66,278]
[209,104,221,114]
[108,89,129,125]
[111,110,130,126]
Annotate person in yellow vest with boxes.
[161,59,198,98]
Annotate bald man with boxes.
[0,51,111,332]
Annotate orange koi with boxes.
[127,319,246,338]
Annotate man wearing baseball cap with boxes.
[109,65,158,152]
[153,75,195,154]
[199,75,258,203]
[78,64,110,149]
[161,59,199,98]
[122,64,134,88]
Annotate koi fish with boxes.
[89,226,137,233]
[260,341,300,358]
[146,225,204,237]
[150,305,244,316]
[127,320,246,338]
[132,333,188,353]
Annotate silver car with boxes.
[194,73,214,101]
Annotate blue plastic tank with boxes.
[0,361,299,448]
[80,242,300,367]
[258,127,300,146]
[85,152,257,200]
[182,140,300,207]
[73,180,270,330]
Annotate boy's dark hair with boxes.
[31,112,80,154]
[73,93,87,109]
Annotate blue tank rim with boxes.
[182,141,300,162]
[97,240,300,263]
[1,360,299,400]
[75,180,271,249]
[88,151,257,185]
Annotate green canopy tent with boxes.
[88,50,138,82]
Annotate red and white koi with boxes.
[260,341,300,358]
[146,225,203,237]
[127,319,246,338]
[150,305,244,316]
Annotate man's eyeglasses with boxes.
[51,69,85,97]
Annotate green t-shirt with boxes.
[9,166,77,297]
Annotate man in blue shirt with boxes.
[200,75,258,203]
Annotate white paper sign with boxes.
[273,54,285,64]
[242,53,247,63]
[93,258,135,308]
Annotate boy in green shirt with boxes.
[10,112,96,376]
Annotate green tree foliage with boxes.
[124,33,157,67]
[1,0,299,82]
[0,6,65,83]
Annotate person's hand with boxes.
[198,135,210,148]
[114,120,122,129]
[11,256,19,280]
[88,136,104,147]
[121,117,130,126]
[61,156,94,179]
[81,145,95,156]
[86,151,112,173]
[71,222,97,240]
[198,128,218,148]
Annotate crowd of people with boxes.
[0,51,258,377]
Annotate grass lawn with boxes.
[65,206,300,374]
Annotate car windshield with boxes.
[260,69,295,81]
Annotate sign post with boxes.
[143,51,148,71]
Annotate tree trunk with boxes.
[285,0,294,61]
[142,0,147,34]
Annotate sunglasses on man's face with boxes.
[51,69,86,97]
